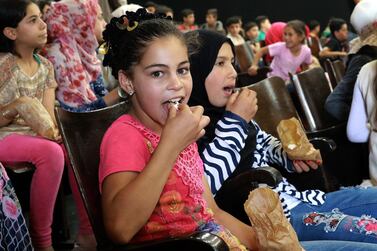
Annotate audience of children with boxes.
[187,28,377,247]
[225,16,245,46]
[1,0,375,248]
[42,0,120,112]
[200,8,225,35]
[319,18,349,61]
[248,20,312,82]
[326,0,377,121]
[177,8,198,33]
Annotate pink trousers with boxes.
[0,134,92,248]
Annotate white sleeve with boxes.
[347,79,369,142]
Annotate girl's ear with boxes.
[3,27,17,41]
[118,70,135,95]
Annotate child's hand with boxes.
[292,160,319,173]
[247,65,258,76]
[226,88,258,122]
[162,104,209,152]
[1,96,34,121]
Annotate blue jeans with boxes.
[291,187,377,243]
[302,240,377,250]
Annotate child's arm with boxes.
[0,104,18,127]
[248,46,269,76]
[319,47,347,58]
[102,105,209,243]
[42,87,58,125]
[202,176,259,250]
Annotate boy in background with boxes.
[201,8,225,34]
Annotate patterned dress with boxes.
[0,163,33,250]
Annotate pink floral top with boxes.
[99,115,213,242]
[42,0,102,108]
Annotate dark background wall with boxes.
[132,0,357,31]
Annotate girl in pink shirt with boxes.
[249,20,312,82]
[98,8,259,250]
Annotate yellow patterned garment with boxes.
[0,53,57,139]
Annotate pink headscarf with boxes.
[43,0,102,108]
[265,22,286,46]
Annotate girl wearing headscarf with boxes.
[187,29,377,244]
[43,0,119,112]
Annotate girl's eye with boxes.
[177,67,189,75]
[216,60,225,66]
[151,71,163,78]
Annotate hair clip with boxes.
[127,21,138,31]
[98,42,109,55]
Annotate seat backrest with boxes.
[323,58,337,89]
[291,67,337,131]
[308,35,321,58]
[246,76,300,137]
[236,67,270,87]
[234,42,254,72]
[332,60,345,83]
[55,102,128,248]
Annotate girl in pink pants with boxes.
[0,0,92,249]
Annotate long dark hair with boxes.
[0,0,33,53]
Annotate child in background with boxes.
[0,0,64,249]
[144,1,157,13]
[99,8,259,250]
[319,18,349,61]
[42,0,120,112]
[308,20,321,39]
[187,29,377,247]
[200,8,225,35]
[255,15,271,42]
[177,8,198,33]
[226,16,245,46]
[248,20,312,82]
[244,21,260,53]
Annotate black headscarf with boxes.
[187,30,256,175]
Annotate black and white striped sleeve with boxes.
[202,111,251,195]
[251,121,295,173]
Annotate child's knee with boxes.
[39,141,65,172]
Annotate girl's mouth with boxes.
[163,97,183,110]
[223,86,234,95]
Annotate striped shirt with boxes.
[201,111,326,218]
